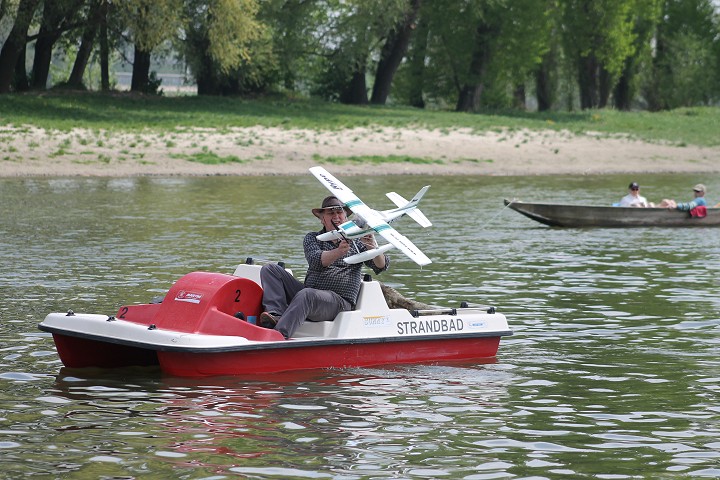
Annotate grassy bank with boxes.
[1,92,719,146]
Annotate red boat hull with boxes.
[52,333,159,368]
[158,336,502,376]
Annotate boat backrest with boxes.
[232,264,263,285]
[354,280,391,313]
[233,262,294,286]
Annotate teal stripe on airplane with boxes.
[346,200,363,208]
[373,224,391,232]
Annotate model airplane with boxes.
[309,166,433,266]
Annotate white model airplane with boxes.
[309,166,433,266]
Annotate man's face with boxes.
[630,186,640,197]
[321,207,347,231]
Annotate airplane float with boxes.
[309,166,433,266]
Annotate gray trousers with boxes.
[260,263,351,339]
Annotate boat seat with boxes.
[293,279,391,338]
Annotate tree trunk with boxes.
[577,54,599,109]
[99,10,109,91]
[30,31,56,89]
[370,0,421,105]
[339,68,368,104]
[0,0,40,93]
[406,14,429,108]
[31,0,84,89]
[513,84,526,110]
[598,66,611,108]
[455,20,497,112]
[455,23,493,112]
[131,46,151,93]
[195,38,221,95]
[13,43,30,91]
[456,84,483,112]
[535,49,556,112]
[613,58,635,111]
[196,66,219,95]
[68,0,106,88]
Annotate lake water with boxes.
[1,173,719,478]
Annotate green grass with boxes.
[0,92,719,146]
[170,151,245,165]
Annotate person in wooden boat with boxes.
[257,195,390,339]
[619,182,653,207]
[658,184,707,210]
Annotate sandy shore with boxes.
[2,125,719,177]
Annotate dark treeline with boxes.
[0,0,718,111]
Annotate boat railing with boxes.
[410,305,497,318]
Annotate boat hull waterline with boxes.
[505,199,720,228]
[39,263,512,376]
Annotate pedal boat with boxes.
[39,262,512,377]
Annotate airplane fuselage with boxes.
[316,220,372,241]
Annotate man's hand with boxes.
[321,239,350,266]
[336,239,351,255]
[360,234,378,249]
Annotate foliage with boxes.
[205,0,263,73]
[307,0,409,101]
[396,0,552,110]
[115,0,183,52]
[641,0,720,110]
[562,0,637,78]
[182,0,267,94]
[0,0,718,109]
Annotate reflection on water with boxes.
[1,173,719,478]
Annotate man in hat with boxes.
[658,184,707,210]
[257,195,390,339]
[619,181,652,207]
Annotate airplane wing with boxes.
[367,216,432,266]
[309,166,362,207]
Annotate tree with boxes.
[116,0,182,93]
[409,0,550,112]
[404,11,429,108]
[29,0,86,89]
[612,0,662,110]
[533,1,564,111]
[0,0,40,93]
[643,0,720,110]
[370,0,421,105]
[182,0,265,95]
[311,0,409,104]
[560,0,637,109]
[67,0,109,89]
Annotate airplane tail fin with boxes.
[384,186,432,228]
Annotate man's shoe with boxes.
[259,312,279,329]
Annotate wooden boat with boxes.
[39,261,512,377]
[504,199,720,228]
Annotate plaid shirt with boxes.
[303,230,389,305]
